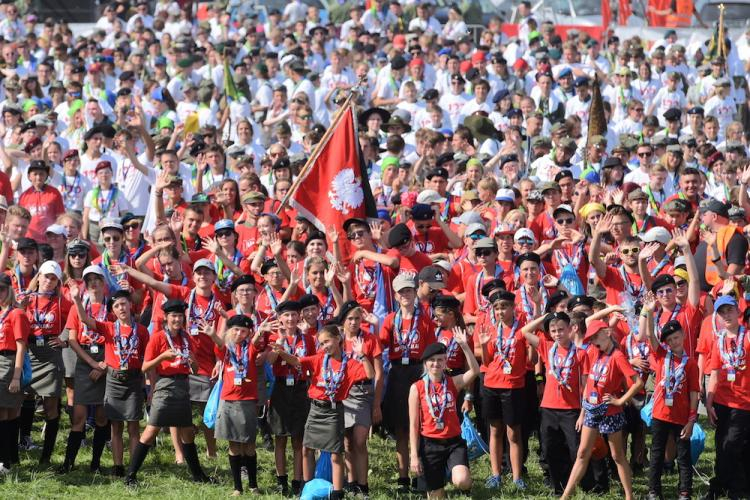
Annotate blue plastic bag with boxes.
[300,478,333,500]
[264,362,275,397]
[640,397,654,428]
[461,411,489,461]
[202,378,222,429]
[691,422,705,465]
[314,450,333,483]
[559,263,585,296]
[20,352,32,388]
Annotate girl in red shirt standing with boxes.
[408,332,481,499]
[201,314,263,496]
[273,324,373,500]
[124,299,212,486]
[0,274,30,472]
[562,320,644,500]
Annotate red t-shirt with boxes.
[26,293,72,338]
[343,331,383,362]
[387,249,433,279]
[696,315,719,373]
[416,375,462,439]
[583,347,637,416]
[0,308,30,350]
[602,265,645,307]
[620,333,652,387]
[650,345,699,425]
[538,336,588,410]
[144,329,195,376]
[709,328,750,411]
[462,265,511,316]
[349,259,395,313]
[654,301,700,358]
[407,223,451,255]
[546,243,590,290]
[216,341,260,401]
[446,255,480,295]
[436,326,474,370]
[483,318,528,389]
[379,307,436,361]
[18,185,65,242]
[301,351,367,401]
[94,320,150,370]
[65,300,110,346]
[269,330,317,380]
[0,169,12,203]
[530,211,557,244]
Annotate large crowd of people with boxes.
[1,0,750,498]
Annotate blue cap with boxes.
[558,67,572,78]
[493,89,510,104]
[687,106,704,115]
[439,127,453,136]
[505,108,522,118]
[574,76,590,87]
[154,56,167,66]
[714,295,738,312]
[214,219,235,232]
[581,169,600,184]
[437,48,452,56]
[150,86,164,102]
[377,208,391,221]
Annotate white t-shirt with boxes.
[52,172,92,212]
[113,151,156,217]
[83,186,131,223]
[80,152,118,182]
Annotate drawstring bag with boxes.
[300,478,333,500]
[461,411,489,461]
[202,377,223,429]
[314,451,333,482]
[691,423,706,465]
[559,262,585,296]
[640,395,654,427]
[21,352,32,388]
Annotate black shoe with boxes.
[55,463,72,475]
[291,479,304,496]
[192,473,217,484]
[89,463,103,474]
[276,483,289,496]
[397,477,410,494]
[112,465,126,477]
[124,474,138,487]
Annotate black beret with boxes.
[663,107,682,121]
[230,274,256,292]
[435,153,454,167]
[421,342,447,362]
[276,300,302,314]
[390,55,407,70]
[16,237,38,251]
[426,167,449,180]
[28,159,49,173]
[272,157,291,170]
[566,295,595,311]
[545,290,569,313]
[387,223,412,248]
[516,252,541,268]
[432,295,461,310]
[83,126,101,141]
[660,319,683,342]
[343,217,368,233]
[107,289,132,311]
[298,293,321,309]
[336,300,361,323]
[489,290,516,304]
[19,121,36,133]
[544,311,571,331]
[481,278,506,297]
[651,273,676,293]
[226,314,253,329]
[411,203,434,221]
[163,298,188,314]
[260,259,279,275]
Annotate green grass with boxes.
[0,415,716,499]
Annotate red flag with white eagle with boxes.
[288,103,377,232]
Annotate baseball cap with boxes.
[193,258,216,273]
[393,274,416,292]
[418,266,446,290]
[38,260,62,280]
[715,295,738,312]
[416,189,446,205]
[45,224,68,237]
[639,226,671,245]
[514,228,536,243]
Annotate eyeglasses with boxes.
[216,230,234,238]
[298,114,312,120]
[347,231,367,240]
[620,247,640,255]
[468,232,486,240]
[235,288,255,295]
[266,270,282,277]
[475,248,495,257]
[517,237,534,245]
[103,236,121,243]
[638,152,653,157]
[555,217,575,225]
[656,287,675,296]
[124,223,140,230]
[674,280,687,287]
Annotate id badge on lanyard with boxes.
[90,345,99,354]
[35,336,44,347]
[589,390,599,404]
[728,369,736,382]
[286,374,295,386]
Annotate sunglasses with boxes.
[638,152,653,157]
[468,232,486,240]
[216,230,234,238]
[476,248,495,257]
[555,217,575,225]
[69,251,87,258]
[517,237,534,245]
[633,108,644,112]
[298,114,312,120]
[620,247,640,255]
[347,230,367,240]
[103,236,121,243]
[124,223,140,230]
[656,287,675,296]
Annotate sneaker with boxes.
[485,475,502,489]
[514,478,527,490]
[19,436,38,451]
[240,465,248,481]
[0,463,11,475]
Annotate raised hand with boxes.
[197,319,216,338]
[202,236,220,254]
[595,213,614,235]
[362,312,378,326]
[327,226,339,244]
[542,274,558,288]
[66,279,81,299]
[289,268,301,287]
[351,336,365,357]
[639,242,659,260]
[478,327,492,346]
[641,291,657,312]
[170,210,184,235]
[335,262,351,286]
[453,327,468,345]
[671,227,690,249]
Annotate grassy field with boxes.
[0,415,716,499]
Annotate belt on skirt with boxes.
[161,374,188,379]
[390,358,421,366]
[0,350,15,355]
[422,434,463,446]
[311,399,341,409]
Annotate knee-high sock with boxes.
[126,442,151,478]
[244,454,257,489]
[62,430,85,467]
[39,417,60,463]
[228,455,243,492]
[90,425,108,469]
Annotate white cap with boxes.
[433,260,451,273]
[100,218,123,233]
[45,224,68,237]
[451,211,484,225]
[193,258,215,273]
[495,188,515,202]
[393,273,416,292]
[82,265,105,279]
[38,260,62,280]
[280,54,297,67]
[416,189,447,205]
[639,226,671,245]
[514,228,536,242]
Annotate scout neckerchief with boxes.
[306,285,335,321]
[718,326,747,382]
[662,349,688,404]
[14,264,34,293]
[655,303,681,329]
[113,320,139,369]
[591,347,614,389]
[100,250,131,292]
[92,185,118,216]
[436,327,459,360]
[520,282,549,320]
[187,289,216,335]
[215,248,243,293]
[61,172,82,207]
[548,341,576,390]
[554,241,585,269]
[355,259,378,299]
[632,215,651,234]
[423,373,449,429]
[394,305,420,363]
[625,332,650,375]
[227,338,250,383]
[475,265,503,311]
[322,352,349,402]
[164,328,190,367]
[81,295,107,344]
[264,284,281,311]
[649,252,671,277]
[130,238,146,261]
[618,264,644,301]
[495,319,518,372]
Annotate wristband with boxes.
[357,355,365,362]
[464,394,474,402]
[688,409,698,422]
[535,374,545,383]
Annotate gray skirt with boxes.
[149,375,192,427]
[268,380,310,438]
[0,351,23,409]
[73,346,106,406]
[256,365,267,405]
[28,338,64,397]
[104,368,144,422]
[343,382,374,430]
[215,400,258,443]
[189,374,212,403]
[62,347,77,378]
[303,400,345,454]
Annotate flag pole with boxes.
[275,80,362,214]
